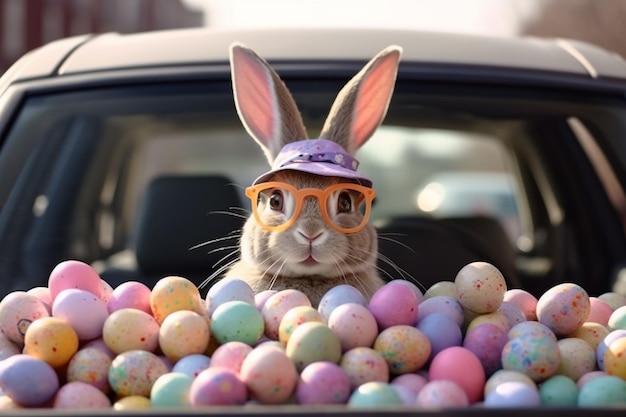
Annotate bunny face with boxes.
[223,42,402,305]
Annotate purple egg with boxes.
[417,296,464,327]
[189,367,247,406]
[296,361,351,405]
[0,354,59,407]
[463,323,508,376]
[416,313,462,360]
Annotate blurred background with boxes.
[1,0,625,74]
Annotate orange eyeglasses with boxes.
[245,181,376,234]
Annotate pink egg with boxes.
[52,289,109,341]
[189,367,247,406]
[587,297,614,326]
[53,381,110,409]
[296,361,351,405]
[254,290,277,311]
[240,344,298,404]
[415,380,469,407]
[210,341,253,374]
[536,283,590,336]
[503,289,538,321]
[107,281,152,314]
[497,301,527,328]
[454,262,506,314]
[261,289,311,340]
[26,287,52,313]
[368,281,420,329]
[99,280,113,305]
[328,303,378,351]
[429,346,486,403]
[340,347,389,389]
[390,373,429,396]
[0,291,50,344]
[48,260,103,301]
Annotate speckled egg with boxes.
[423,280,458,299]
[508,321,557,341]
[317,285,367,321]
[279,305,325,346]
[539,375,579,406]
[209,341,253,374]
[578,375,626,407]
[102,308,160,354]
[48,260,104,301]
[108,349,170,397]
[597,329,626,371]
[340,347,389,389]
[496,301,527,328]
[0,354,59,407]
[150,372,193,408]
[454,262,506,314]
[239,343,298,404]
[484,381,541,408]
[66,346,113,393]
[171,354,211,378]
[24,316,79,368]
[107,281,152,314]
[211,300,263,346]
[53,381,111,409]
[372,325,430,375]
[0,291,50,344]
[205,278,255,316]
[567,322,609,351]
[417,295,464,327]
[463,323,508,377]
[556,337,596,381]
[466,311,511,334]
[415,380,469,407]
[295,361,351,405]
[368,281,420,329]
[150,276,204,324]
[503,288,538,321]
[159,310,210,362]
[52,288,109,341]
[26,287,52,313]
[189,367,247,406]
[347,381,403,407]
[603,336,626,380]
[501,332,561,382]
[261,289,311,340]
[429,346,486,403]
[327,302,378,352]
[286,322,342,372]
[536,282,590,336]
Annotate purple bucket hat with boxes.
[253,139,373,188]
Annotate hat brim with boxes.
[253,162,373,188]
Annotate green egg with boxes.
[539,375,578,406]
[285,321,341,372]
[578,375,626,407]
[210,301,264,346]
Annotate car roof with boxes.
[4,27,626,85]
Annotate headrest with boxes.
[133,175,245,276]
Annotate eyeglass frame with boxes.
[245,181,376,234]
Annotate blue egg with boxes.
[205,279,255,316]
[318,285,367,321]
[416,313,462,360]
[171,354,211,378]
[150,372,194,408]
[484,381,541,407]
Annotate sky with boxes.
[183,0,541,37]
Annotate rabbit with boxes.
[221,42,402,307]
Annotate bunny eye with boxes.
[337,191,353,213]
[269,190,284,211]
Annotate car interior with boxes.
[0,78,625,300]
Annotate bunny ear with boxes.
[230,43,308,164]
[320,45,402,154]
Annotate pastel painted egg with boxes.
[597,329,626,371]
[347,381,403,407]
[102,308,160,354]
[26,287,52,312]
[503,289,538,321]
[598,292,626,310]
[0,291,50,344]
[484,370,537,397]
[536,283,590,336]
[390,373,428,397]
[24,316,78,368]
[417,295,464,327]
[113,395,151,410]
[172,354,211,378]
[0,355,59,407]
[374,325,430,374]
[150,276,204,324]
[578,375,626,407]
[587,297,614,326]
[429,346,486,403]
[603,337,626,379]
[567,322,609,351]
[52,288,109,341]
[100,280,113,304]
[279,305,325,346]
[66,346,113,393]
[423,281,458,299]
[318,284,367,321]
[53,381,111,409]
[295,361,351,405]
[608,305,626,330]
[556,337,596,381]
[578,370,608,388]
[254,290,277,311]
[508,321,557,341]
[209,341,253,374]
[539,375,579,406]
[392,384,416,405]
[416,313,462,361]
[454,262,506,314]
[484,381,541,407]
[107,281,152,314]
[286,322,342,372]
[108,350,169,397]
[392,280,424,303]
[415,380,469,407]
[150,372,193,408]
[501,333,561,382]
[463,323,508,376]
[159,310,210,362]
[0,332,19,361]
[261,289,311,340]
[211,300,263,346]
[496,301,527,328]
[327,303,378,352]
[368,281,420,329]
[205,278,255,316]
[340,347,389,389]
[189,367,247,406]
[240,344,298,404]
[48,260,103,301]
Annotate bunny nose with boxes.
[298,231,323,243]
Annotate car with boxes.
[1,26,626,414]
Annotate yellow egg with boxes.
[113,395,151,410]
[24,317,78,368]
[278,306,325,346]
[604,337,626,380]
[150,276,204,324]
[159,310,210,362]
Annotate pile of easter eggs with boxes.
[0,259,626,410]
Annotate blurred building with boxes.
[0,0,204,73]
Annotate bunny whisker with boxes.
[189,233,241,251]
[208,209,250,220]
[198,255,241,289]
[377,234,418,254]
